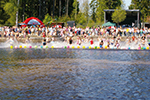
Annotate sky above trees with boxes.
[124,0,131,9]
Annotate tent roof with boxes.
[102,22,116,26]
[22,17,45,27]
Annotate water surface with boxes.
[0,49,150,99]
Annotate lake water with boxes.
[0,48,150,99]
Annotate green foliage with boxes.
[76,12,86,25]
[43,13,53,25]
[129,0,150,22]
[89,0,97,22]
[90,0,122,23]
[112,7,127,24]
[82,0,90,24]
[71,0,79,20]
[58,16,71,22]
[0,0,79,26]
[4,0,18,25]
[0,0,10,24]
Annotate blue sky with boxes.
[124,0,132,9]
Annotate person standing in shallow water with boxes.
[141,34,146,47]
[76,36,81,45]
[69,37,73,45]
[90,38,94,45]
[115,40,120,49]
[25,36,30,44]
[99,40,104,49]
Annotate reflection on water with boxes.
[0,49,150,99]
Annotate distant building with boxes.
[67,21,75,27]
[145,22,150,28]
[104,9,140,28]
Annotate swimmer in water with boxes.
[99,40,104,49]
[68,37,73,45]
[107,40,110,48]
[141,34,146,47]
[42,38,47,46]
[25,36,30,44]
[51,37,55,43]
[90,38,94,45]
[115,40,120,49]
[46,37,51,44]
[110,37,115,46]
[126,37,131,46]
[6,36,18,46]
[138,44,141,49]
[76,36,81,45]
[148,43,150,48]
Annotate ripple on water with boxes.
[0,49,150,99]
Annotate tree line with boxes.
[129,0,150,23]
[0,0,149,27]
[0,0,79,25]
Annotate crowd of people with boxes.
[0,25,150,49]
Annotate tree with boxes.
[112,7,127,25]
[43,13,53,25]
[89,0,97,22]
[66,0,69,16]
[72,0,79,19]
[1,0,78,26]
[129,0,150,22]
[0,0,9,24]
[3,0,18,25]
[89,0,122,23]
[80,0,90,25]
[76,12,86,25]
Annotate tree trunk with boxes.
[39,0,41,20]
[66,0,68,17]
[59,0,61,17]
[23,0,25,22]
[75,0,77,19]
[53,0,55,18]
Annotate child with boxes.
[138,44,141,49]
[42,38,47,46]
[51,37,55,43]
[25,36,30,44]
[7,36,18,46]
[115,40,120,49]
[107,41,110,48]
[126,37,131,46]
[69,37,73,45]
[99,40,104,49]
[90,38,94,45]
[110,37,115,46]
[46,37,51,43]
[77,36,81,45]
